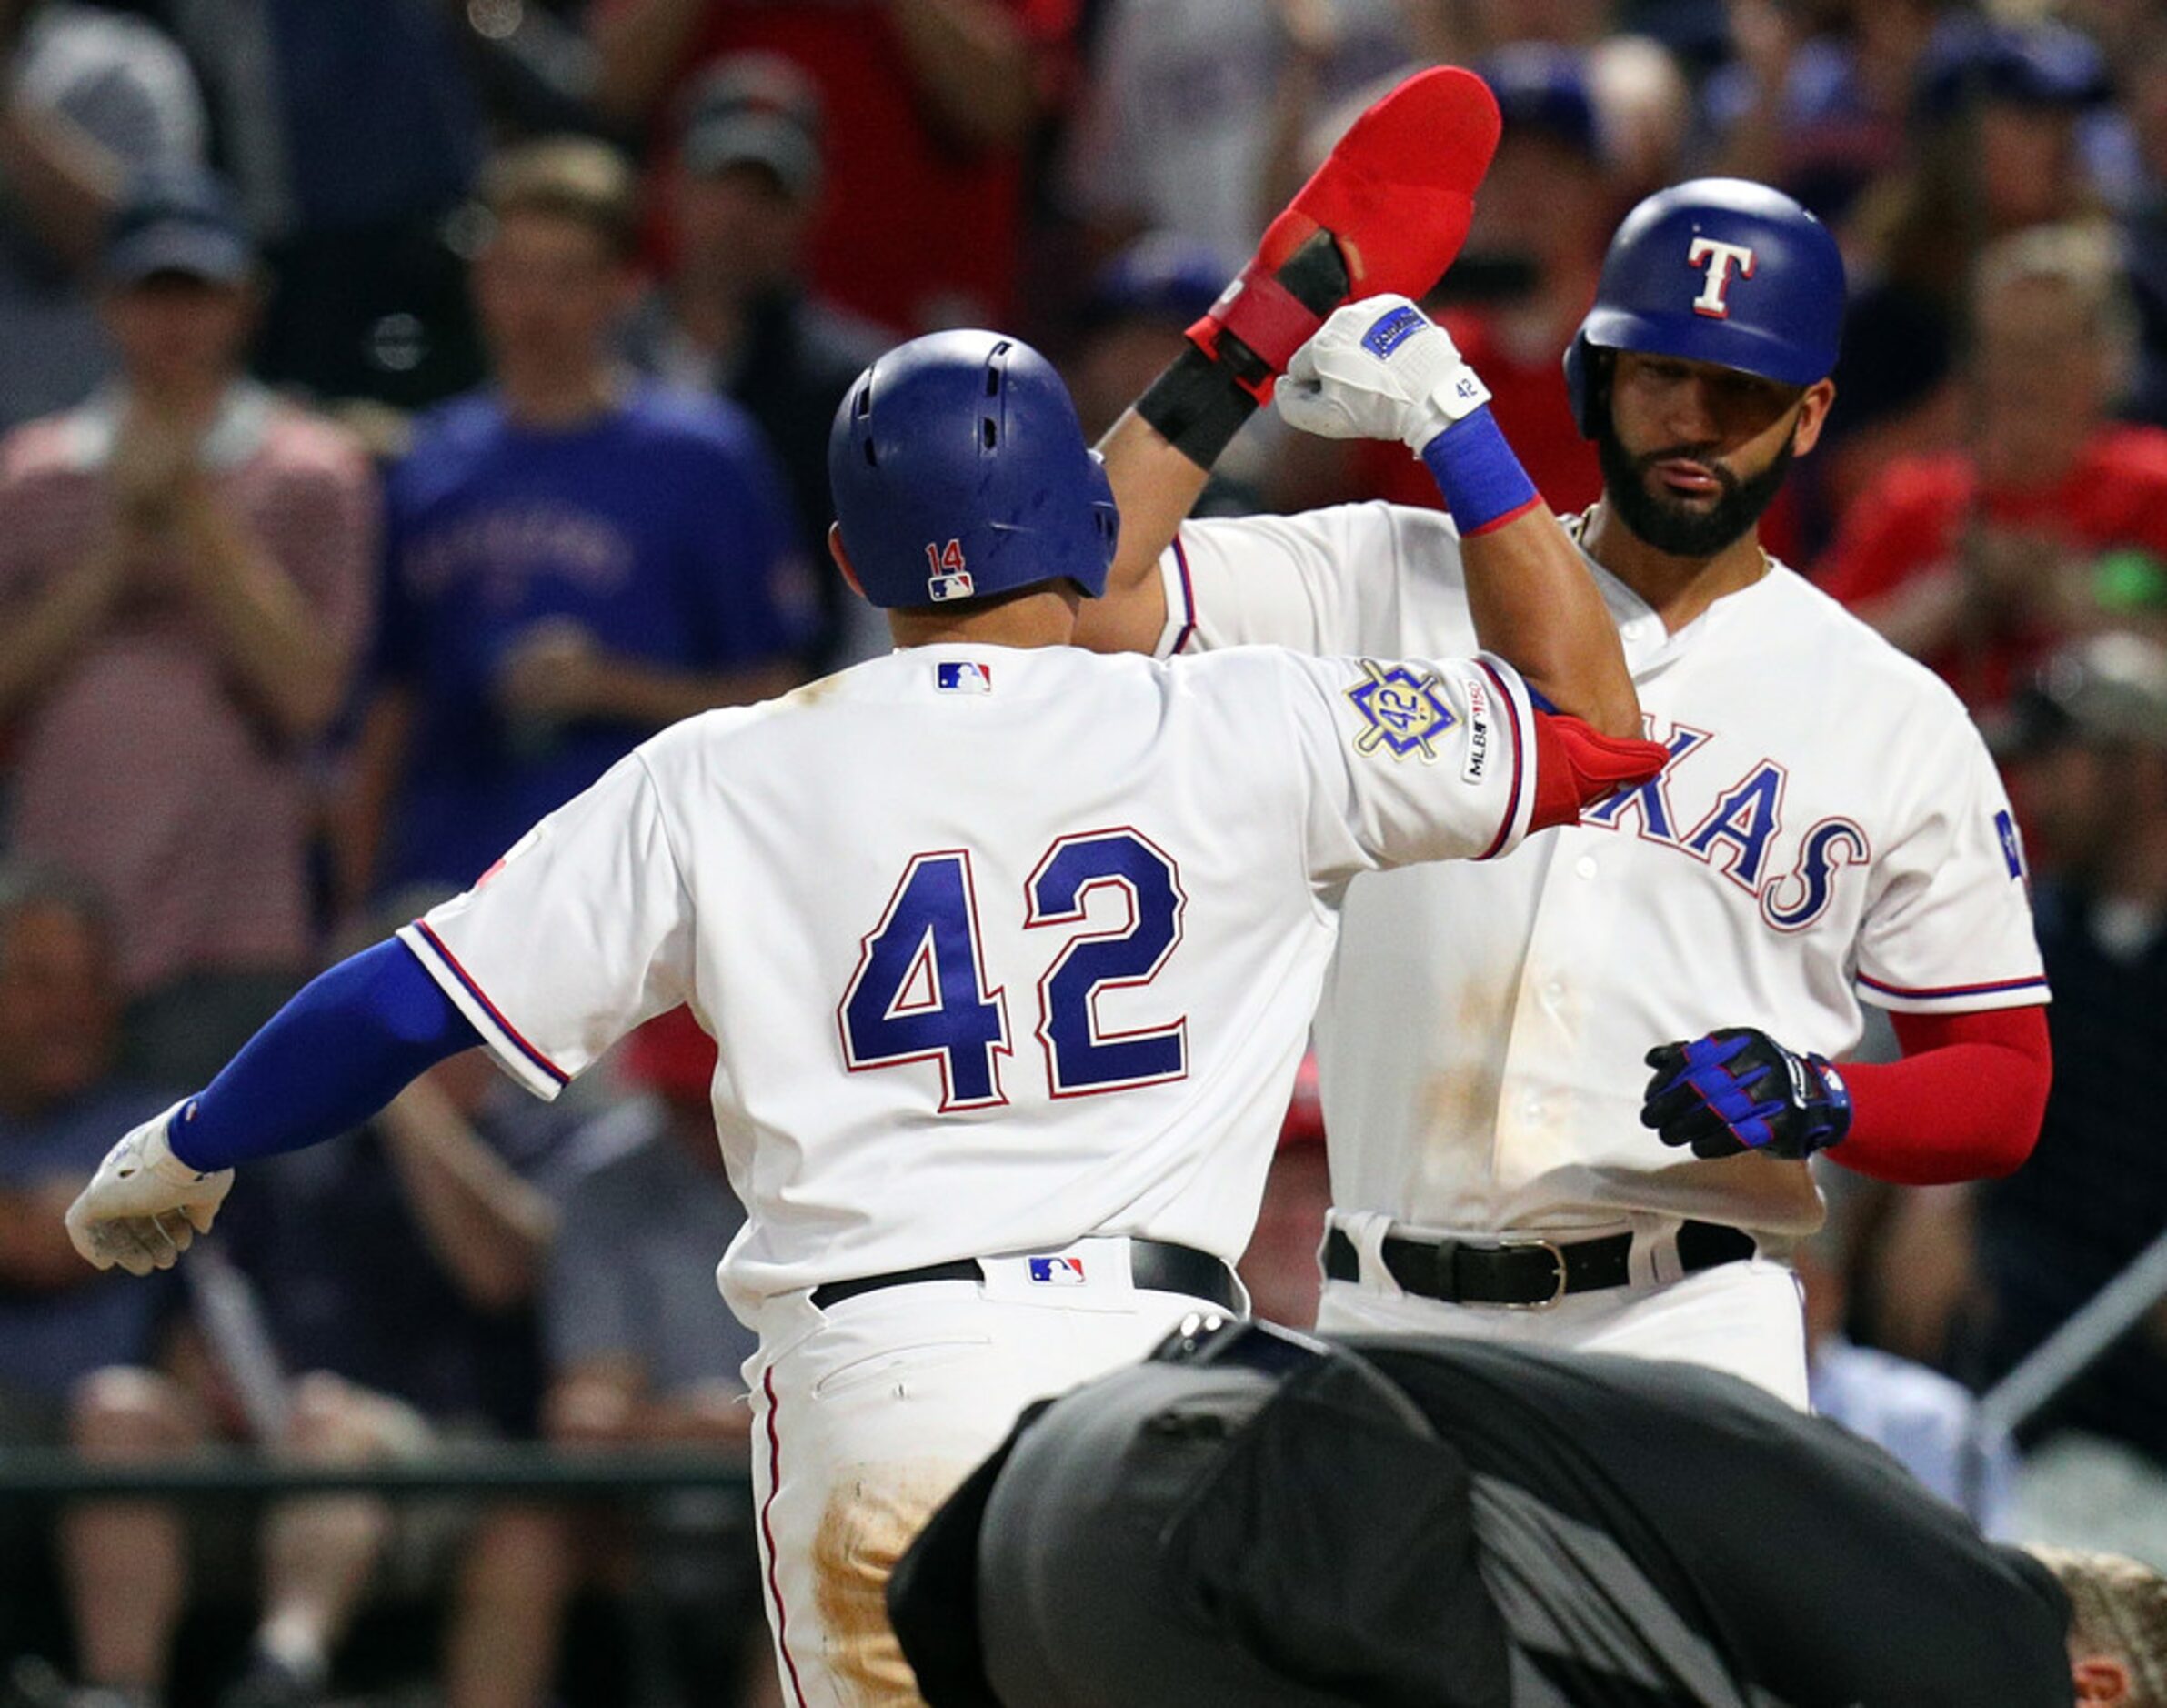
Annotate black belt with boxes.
[811,1239,1241,1313]
[1321,1220,1756,1309]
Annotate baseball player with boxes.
[888,1318,2162,1708]
[1076,167,2053,1407]
[63,313,1667,1706]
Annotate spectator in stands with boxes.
[450,1008,775,1708]
[1864,16,2113,282]
[154,0,489,409]
[0,860,179,1696]
[1064,232,1222,444]
[0,864,176,1446]
[1821,223,2167,717]
[1058,0,1412,266]
[339,136,808,908]
[1061,231,1270,524]
[1974,632,2167,1488]
[1700,0,1953,230]
[0,0,206,433]
[586,0,1079,336]
[1828,19,2114,497]
[2118,21,2167,427]
[621,53,886,672]
[65,914,576,1708]
[0,166,377,1087]
[1410,0,1690,199]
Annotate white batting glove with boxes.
[1275,295,1492,453]
[65,1100,233,1276]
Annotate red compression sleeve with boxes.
[1831,1005,2052,1185]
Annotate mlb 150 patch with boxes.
[1345,660,1457,760]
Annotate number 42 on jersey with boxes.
[838,831,1188,1110]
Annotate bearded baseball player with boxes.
[1078,162,2053,1407]
[63,198,1675,1708]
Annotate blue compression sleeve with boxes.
[166,939,483,1170]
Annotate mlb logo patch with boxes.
[1028,1256,1088,1286]
[926,539,971,602]
[936,661,995,694]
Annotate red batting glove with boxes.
[1530,713,1671,830]
[1189,67,1503,404]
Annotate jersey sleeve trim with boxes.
[396,919,572,1099]
[1154,533,1199,659]
[1473,655,1537,861]
[1856,970,2052,1010]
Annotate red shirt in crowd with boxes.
[615,0,1078,337]
[1817,426,2167,708]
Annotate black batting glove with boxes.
[1640,1027,1852,1161]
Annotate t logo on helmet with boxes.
[1686,238,1756,318]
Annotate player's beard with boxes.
[1594,421,1795,559]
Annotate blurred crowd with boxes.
[1,0,2165,1703]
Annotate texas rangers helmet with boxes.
[1563,177,1846,437]
[829,330,1119,609]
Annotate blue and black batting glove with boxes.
[1639,1028,1852,1160]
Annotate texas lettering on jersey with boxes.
[1578,718,1870,932]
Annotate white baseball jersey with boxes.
[398,640,1539,1321]
[1157,503,2049,1239]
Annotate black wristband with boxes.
[1137,346,1262,470]
[1134,232,1353,470]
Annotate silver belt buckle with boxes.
[1495,1232,1570,1310]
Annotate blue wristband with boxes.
[1419,407,1540,536]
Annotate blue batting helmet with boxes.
[1563,177,1846,436]
[828,330,1119,609]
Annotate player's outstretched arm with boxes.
[65,939,483,1274]
[1078,66,1502,658]
[1278,296,1640,739]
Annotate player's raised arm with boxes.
[1077,67,1501,656]
[1277,296,1641,740]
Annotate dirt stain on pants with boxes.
[810,1459,976,1707]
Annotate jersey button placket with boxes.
[1491,840,1609,1178]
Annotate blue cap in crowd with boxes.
[1917,20,2111,120]
[681,52,825,199]
[1478,43,1600,159]
[104,164,254,286]
[1079,232,1231,331]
